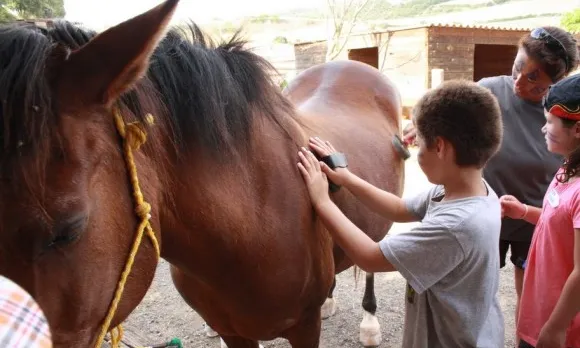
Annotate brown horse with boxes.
[0,0,404,347]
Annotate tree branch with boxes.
[326,0,371,61]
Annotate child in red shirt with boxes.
[501,73,580,348]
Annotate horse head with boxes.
[0,0,178,345]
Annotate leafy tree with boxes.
[0,5,16,22]
[0,0,65,22]
[326,0,371,61]
[561,9,580,33]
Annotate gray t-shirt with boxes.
[479,75,562,241]
[379,182,504,348]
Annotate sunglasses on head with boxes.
[530,27,570,73]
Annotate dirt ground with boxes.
[121,149,518,348]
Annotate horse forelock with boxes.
[0,23,53,188]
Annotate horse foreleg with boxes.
[360,272,382,347]
[219,336,263,348]
[205,323,220,337]
[206,324,265,348]
[284,308,322,348]
[321,276,337,319]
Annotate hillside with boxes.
[201,0,575,44]
[279,0,517,21]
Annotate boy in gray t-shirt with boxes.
[297,80,505,347]
[380,183,504,347]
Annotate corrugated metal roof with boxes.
[396,23,536,32]
[295,23,580,45]
[294,23,534,45]
[385,23,580,35]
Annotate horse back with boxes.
[285,60,406,272]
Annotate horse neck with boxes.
[155,109,309,266]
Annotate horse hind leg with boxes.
[359,272,382,347]
[321,276,337,319]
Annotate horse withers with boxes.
[0,0,404,347]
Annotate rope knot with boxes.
[125,122,147,150]
[95,109,161,348]
[136,202,151,220]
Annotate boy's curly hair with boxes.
[413,80,503,168]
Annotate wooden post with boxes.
[431,68,444,88]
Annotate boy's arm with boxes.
[343,173,419,223]
[314,198,464,294]
[538,228,580,342]
[315,200,397,273]
[306,137,419,223]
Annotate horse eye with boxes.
[48,215,88,248]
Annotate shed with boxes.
[293,24,580,108]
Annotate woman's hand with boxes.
[536,324,566,348]
[402,123,417,146]
[308,137,352,186]
[297,148,331,209]
[499,195,527,219]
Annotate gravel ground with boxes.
[120,148,518,348]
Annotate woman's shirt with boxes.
[479,75,562,242]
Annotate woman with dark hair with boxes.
[501,73,580,348]
[402,26,579,338]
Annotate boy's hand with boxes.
[308,137,351,186]
[499,195,527,219]
[297,148,331,209]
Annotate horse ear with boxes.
[61,0,179,106]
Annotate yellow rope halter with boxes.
[93,109,161,348]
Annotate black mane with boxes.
[0,19,296,166]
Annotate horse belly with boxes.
[169,252,332,340]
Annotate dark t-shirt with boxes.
[479,76,562,242]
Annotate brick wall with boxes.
[427,26,529,87]
[294,41,327,73]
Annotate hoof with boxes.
[359,311,381,347]
[321,297,337,319]
[205,323,219,337]
[219,338,264,348]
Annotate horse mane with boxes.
[148,24,298,156]
[0,19,298,174]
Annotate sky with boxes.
[64,0,327,29]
